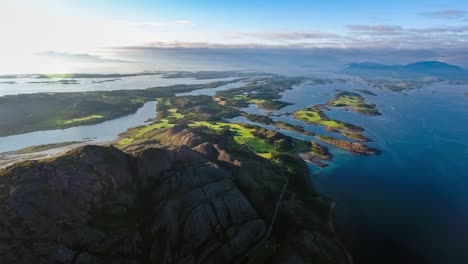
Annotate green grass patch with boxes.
[168,108,184,119]
[189,121,276,158]
[327,91,380,115]
[248,99,266,105]
[116,119,174,146]
[117,138,134,145]
[136,119,174,138]
[294,109,343,129]
[58,115,104,125]
[293,106,364,132]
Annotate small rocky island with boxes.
[317,135,381,155]
[326,91,381,116]
[356,89,377,96]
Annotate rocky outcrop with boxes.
[0,125,352,263]
[159,125,205,147]
[0,145,266,263]
[317,135,381,155]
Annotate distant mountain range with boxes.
[339,61,468,80]
[37,51,132,64]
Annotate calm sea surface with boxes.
[257,81,468,264]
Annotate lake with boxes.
[0,101,156,153]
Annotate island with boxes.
[356,89,377,96]
[365,79,426,92]
[243,114,315,136]
[27,79,79,85]
[316,135,381,155]
[293,105,365,132]
[91,78,121,83]
[161,70,275,79]
[339,131,372,142]
[275,121,315,136]
[326,91,381,115]
[215,76,301,110]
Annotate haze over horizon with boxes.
[2,0,468,73]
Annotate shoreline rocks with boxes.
[317,135,381,155]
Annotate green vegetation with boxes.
[116,119,174,146]
[216,77,301,110]
[191,122,276,158]
[275,122,315,136]
[309,141,332,160]
[116,95,239,148]
[37,73,75,79]
[0,79,241,136]
[58,115,104,125]
[5,71,381,167]
[117,94,317,162]
[293,106,364,132]
[292,139,331,167]
[340,132,371,142]
[157,96,239,123]
[244,114,274,125]
[327,91,380,115]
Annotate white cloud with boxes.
[237,31,339,41]
[420,9,467,19]
[347,25,404,34]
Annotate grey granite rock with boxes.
[0,145,266,264]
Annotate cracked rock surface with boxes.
[0,145,265,264]
[0,125,351,264]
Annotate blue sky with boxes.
[1,0,468,73]
[63,0,468,30]
[0,0,468,50]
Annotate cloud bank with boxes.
[420,9,467,19]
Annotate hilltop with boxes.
[339,61,467,80]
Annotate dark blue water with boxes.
[233,80,468,263]
[277,81,468,264]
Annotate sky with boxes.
[1,0,468,73]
